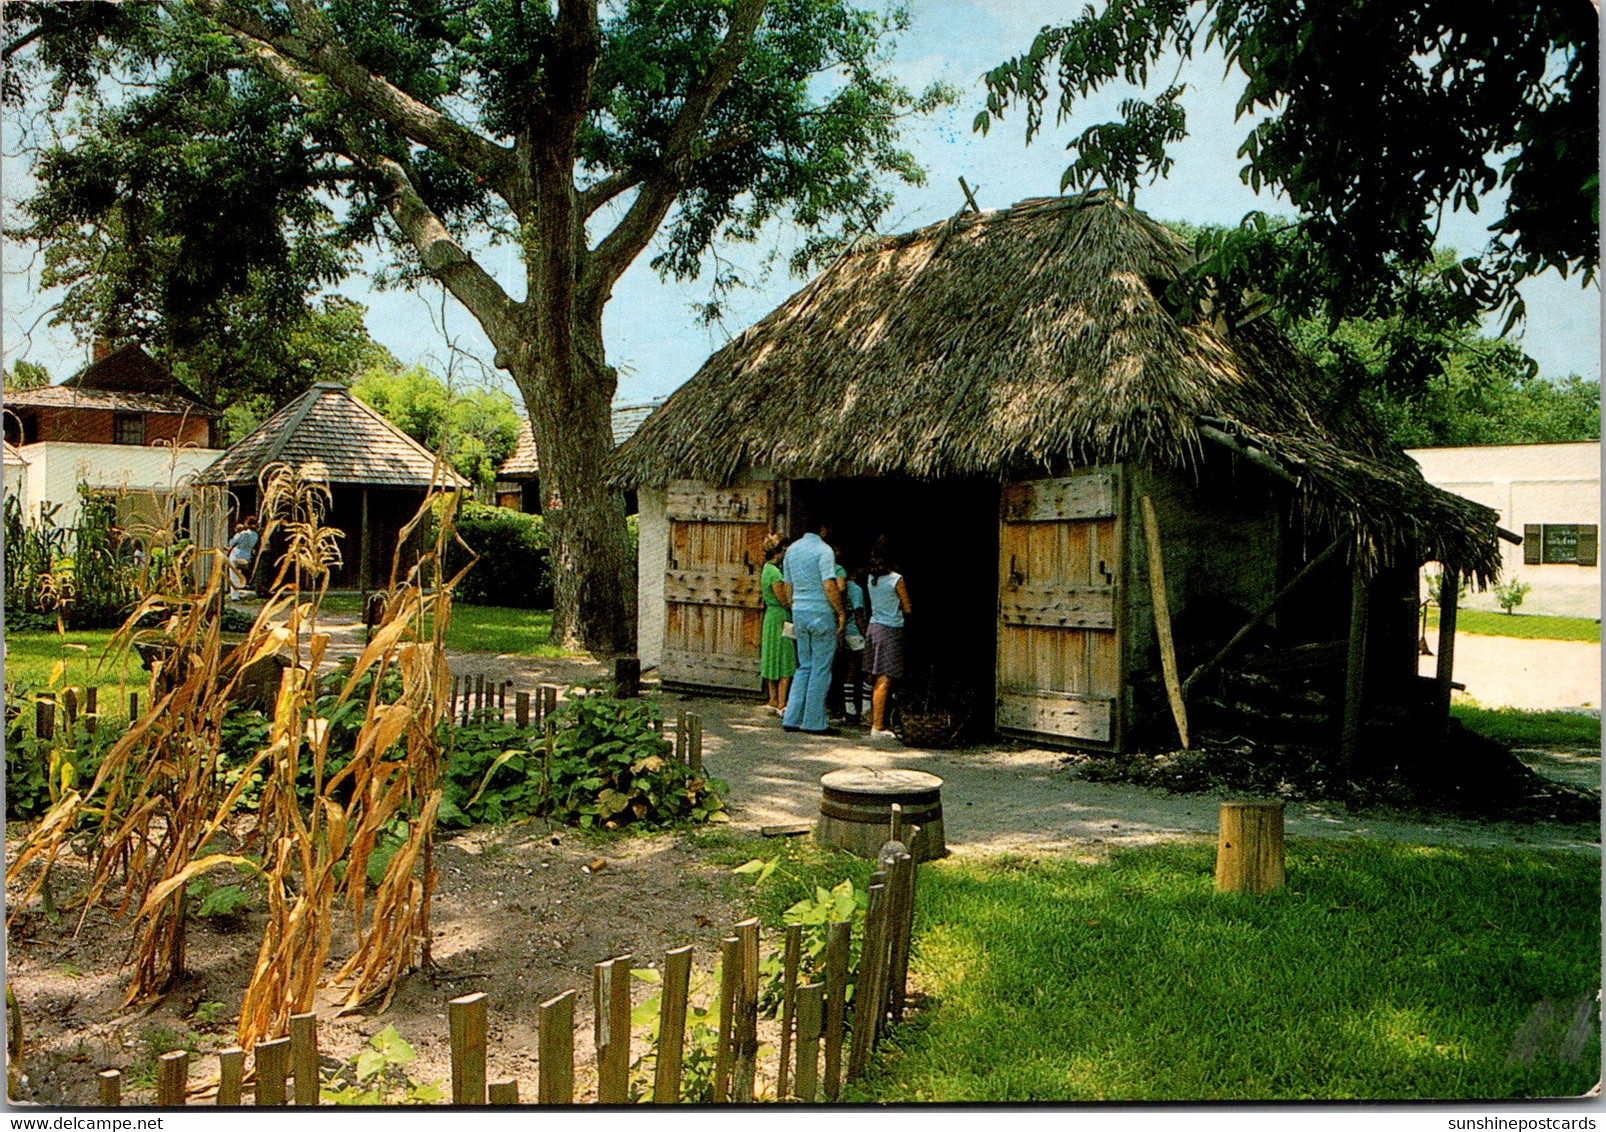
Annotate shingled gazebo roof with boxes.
[499,399,664,480]
[196,383,470,489]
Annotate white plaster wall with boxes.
[3,461,24,507]
[19,442,225,527]
[1407,442,1600,618]
[636,485,668,670]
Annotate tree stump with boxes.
[1214,801,1285,894]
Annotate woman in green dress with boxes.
[759,534,796,715]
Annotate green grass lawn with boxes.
[1453,704,1601,749]
[1426,607,1600,642]
[440,604,564,657]
[723,837,1601,1103]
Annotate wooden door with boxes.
[661,480,773,692]
[996,470,1122,744]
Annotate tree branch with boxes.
[211,18,522,356]
[580,0,766,308]
[193,0,514,190]
[578,127,756,218]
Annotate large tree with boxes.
[978,1,1598,393]
[7,0,948,653]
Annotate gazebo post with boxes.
[1433,562,1460,739]
[359,487,372,592]
[1339,563,1370,768]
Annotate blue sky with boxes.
[5,0,1599,402]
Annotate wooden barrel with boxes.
[816,769,947,862]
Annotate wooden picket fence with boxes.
[88,823,920,1106]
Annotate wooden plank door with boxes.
[660,480,773,692]
[995,470,1122,744]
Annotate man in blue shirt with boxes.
[780,513,845,734]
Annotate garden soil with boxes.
[5,620,1598,1106]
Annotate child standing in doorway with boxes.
[828,557,868,723]
[864,538,911,740]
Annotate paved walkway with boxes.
[1420,632,1601,712]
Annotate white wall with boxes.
[3,459,24,508]
[18,442,225,528]
[1407,442,1600,618]
[636,485,668,670]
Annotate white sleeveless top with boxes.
[867,572,904,628]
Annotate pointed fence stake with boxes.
[537,990,575,1105]
[822,919,851,1099]
[488,1080,519,1105]
[156,1050,188,1106]
[289,1012,318,1106]
[714,937,739,1102]
[777,922,803,1101]
[794,983,825,1102]
[654,946,694,1104]
[733,918,760,1101]
[449,992,489,1105]
[216,1048,244,1107]
[254,1037,289,1106]
[97,1069,121,1107]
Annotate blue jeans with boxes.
[782,608,838,732]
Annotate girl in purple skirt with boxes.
[864,538,911,740]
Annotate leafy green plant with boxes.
[1495,577,1533,614]
[627,965,725,1102]
[440,502,550,609]
[192,1002,229,1029]
[320,1024,446,1105]
[1426,569,1470,606]
[192,882,254,928]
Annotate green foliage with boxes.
[981,3,1597,388]
[353,367,520,489]
[4,359,50,389]
[4,678,115,820]
[1494,578,1533,615]
[442,502,549,609]
[628,965,725,1102]
[68,488,140,628]
[1424,569,1469,607]
[320,1024,445,1105]
[4,495,69,625]
[1425,608,1600,643]
[1451,705,1601,751]
[189,879,254,927]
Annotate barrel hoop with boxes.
[818,799,943,825]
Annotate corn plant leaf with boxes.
[138,855,264,919]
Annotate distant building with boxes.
[195,382,471,591]
[1407,442,1600,619]
[1,343,225,532]
[495,399,663,513]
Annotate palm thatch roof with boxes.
[613,192,1501,581]
[499,399,664,480]
[196,383,470,489]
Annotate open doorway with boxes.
[789,477,1000,738]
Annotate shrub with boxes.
[443,502,550,608]
[440,687,728,831]
[1494,577,1532,614]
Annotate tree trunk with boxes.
[511,340,634,657]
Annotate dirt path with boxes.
[1419,632,1601,712]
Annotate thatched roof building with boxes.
[614,193,1500,583]
[614,192,1504,752]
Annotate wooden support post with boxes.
[97,1068,121,1107]
[777,923,802,1101]
[1139,495,1190,749]
[476,674,486,719]
[688,713,703,774]
[822,919,850,1099]
[500,680,510,719]
[515,691,530,729]
[449,992,489,1105]
[593,958,630,1104]
[1434,564,1460,739]
[289,1013,318,1105]
[1214,801,1286,894]
[254,1037,289,1106]
[794,983,824,1102]
[732,918,760,1101]
[488,1080,519,1105]
[539,684,558,724]
[63,687,78,727]
[714,937,739,1102]
[612,656,641,698]
[1341,566,1371,767]
[674,711,688,763]
[156,1050,189,1106]
[654,945,693,1104]
[35,696,54,741]
[217,1048,244,1106]
[451,676,460,720]
[84,686,98,735]
[847,878,890,1080]
[128,691,139,721]
[537,990,574,1105]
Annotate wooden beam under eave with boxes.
[359,487,372,592]
[1434,563,1460,738]
[1339,565,1370,768]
